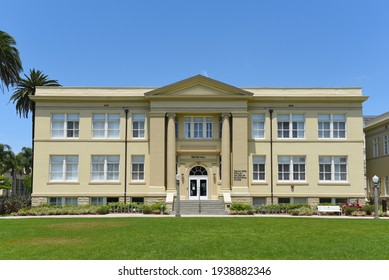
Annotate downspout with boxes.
[124,108,129,204]
[269,109,274,204]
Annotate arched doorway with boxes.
[188,166,208,200]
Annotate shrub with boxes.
[230,202,254,215]
[344,206,360,216]
[142,204,152,214]
[97,205,109,215]
[362,204,374,216]
[1,195,31,214]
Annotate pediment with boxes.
[145,75,253,98]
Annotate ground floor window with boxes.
[131,197,144,204]
[278,197,307,204]
[253,197,267,205]
[90,197,106,205]
[49,197,78,206]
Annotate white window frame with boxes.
[384,135,389,155]
[92,113,120,139]
[252,155,266,181]
[51,113,80,139]
[132,114,146,139]
[91,155,120,182]
[131,155,145,182]
[277,114,305,139]
[373,137,380,157]
[49,155,79,182]
[252,114,265,139]
[319,156,348,182]
[318,114,346,139]
[184,117,213,139]
[278,156,306,182]
[385,176,389,196]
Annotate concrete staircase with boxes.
[172,200,227,215]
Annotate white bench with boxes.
[317,205,341,215]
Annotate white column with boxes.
[166,113,176,191]
[221,113,231,191]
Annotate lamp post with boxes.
[372,175,380,219]
[175,173,181,217]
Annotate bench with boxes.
[317,205,341,215]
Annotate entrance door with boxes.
[189,176,208,200]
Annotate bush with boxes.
[142,204,152,214]
[15,204,111,216]
[362,204,374,216]
[344,206,360,216]
[1,195,31,214]
[289,206,316,216]
[230,202,254,215]
[97,205,110,215]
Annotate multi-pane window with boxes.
[252,114,265,139]
[51,113,79,138]
[50,155,78,181]
[373,137,380,157]
[49,197,77,206]
[253,156,266,181]
[131,155,145,181]
[278,156,306,181]
[91,155,120,181]
[319,156,347,181]
[184,117,213,139]
[277,114,305,138]
[132,114,145,138]
[385,176,389,196]
[384,135,389,155]
[318,114,346,138]
[92,113,120,138]
[91,197,106,205]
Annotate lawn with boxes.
[0,217,388,260]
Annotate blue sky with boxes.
[1,0,389,152]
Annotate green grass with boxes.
[0,217,388,260]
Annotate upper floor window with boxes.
[253,156,266,181]
[319,156,347,181]
[131,155,145,181]
[384,135,389,155]
[132,114,145,139]
[252,114,265,139]
[277,114,305,139]
[92,113,120,139]
[278,156,306,181]
[51,113,79,138]
[373,137,380,157]
[184,117,213,139]
[318,114,346,139]
[91,155,120,181]
[49,155,78,182]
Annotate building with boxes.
[31,75,367,209]
[364,112,389,198]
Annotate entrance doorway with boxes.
[188,166,208,200]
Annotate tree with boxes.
[16,147,32,175]
[0,30,23,92]
[0,143,12,174]
[10,69,61,118]
[10,69,60,193]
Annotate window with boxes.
[278,156,306,181]
[384,135,389,155]
[132,114,145,138]
[277,114,305,138]
[252,114,265,139]
[92,113,120,138]
[91,155,119,181]
[253,197,267,206]
[319,156,347,182]
[49,197,78,206]
[91,197,106,205]
[51,113,79,138]
[373,138,380,157]
[318,114,346,139]
[131,155,145,181]
[184,117,213,139]
[253,156,266,181]
[50,155,78,182]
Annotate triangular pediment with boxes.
[145,75,253,98]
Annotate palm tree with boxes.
[0,30,23,92]
[0,143,12,175]
[10,69,61,192]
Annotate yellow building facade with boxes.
[31,75,367,208]
[364,112,389,198]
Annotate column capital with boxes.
[221,113,231,119]
[166,112,176,119]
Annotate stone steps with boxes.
[172,200,226,215]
